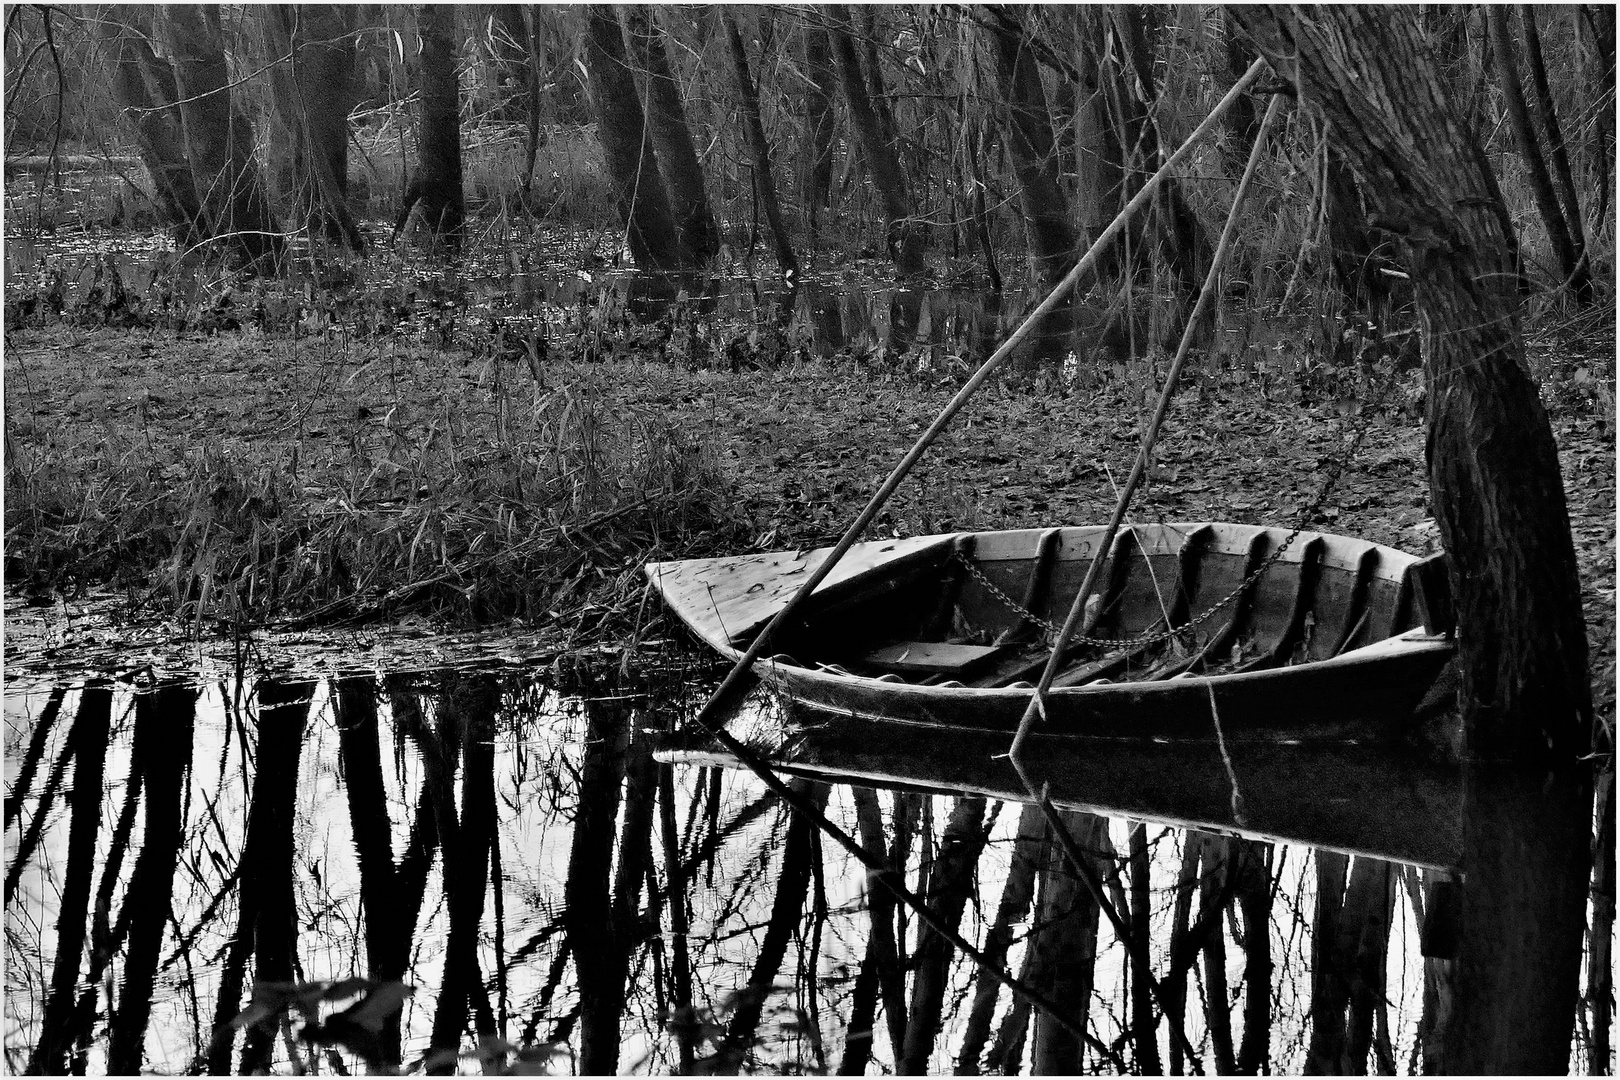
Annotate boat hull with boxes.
[647,522,1457,746]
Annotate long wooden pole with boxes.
[685,56,1270,737]
[1007,90,1289,766]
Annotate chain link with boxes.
[953,378,1390,652]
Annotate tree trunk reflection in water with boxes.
[218,679,312,1075]
[716,779,829,1072]
[956,801,1044,1074]
[564,691,632,1074]
[1232,839,1275,1076]
[428,675,501,1071]
[1200,839,1236,1075]
[1439,765,1594,1073]
[108,684,196,1075]
[900,796,988,1073]
[5,684,66,832]
[657,760,696,1073]
[334,676,412,1068]
[1125,823,1163,1075]
[1027,811,1105,1074]
[1588,764,1616,1073]
[27,685,112,1075]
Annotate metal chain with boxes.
[955,376,1392,651]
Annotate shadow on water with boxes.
[4,665,1609,1074]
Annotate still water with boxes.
[5,661,1605,1074]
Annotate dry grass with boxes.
[4,338,742,628]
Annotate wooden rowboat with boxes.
[646,522,1457,746]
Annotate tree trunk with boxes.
[827,4,924,276]
[269,6,364,250]
[803,23,837,242]
[1231,10,1595,1072]
[1518,6,1591,293]
[624,6,720,263]
[986,10,1079,290]
[583,6,684,269]
[1487,7,1592,304]
[397,5,463,246]
[96,8,205,244]
[156,5,282,266]
[724,10,799,277]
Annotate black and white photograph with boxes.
[3,5,1614,1074]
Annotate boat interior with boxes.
[763,523,1440,688]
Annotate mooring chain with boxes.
[954,381,1391,652]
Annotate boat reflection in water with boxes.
[3,666,1606,1074]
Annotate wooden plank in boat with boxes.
[645,534,957,650]
[865,641,1003,675]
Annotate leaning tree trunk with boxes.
[156,5,282,266]
[269,6,364,250]
[724,10,799,277]
[582,7,684,270]
[1487,7,1592,305]
[986,9,1079,291]
[396,5,463,246]
[1231,9,1594,1074]
[624,7,720,263]
[827,4,924,276]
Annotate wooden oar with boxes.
[683,58,1273,737]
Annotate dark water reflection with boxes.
[4,230,1128,382]
[3,669,1606,1074]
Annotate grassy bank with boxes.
[3,318,1614,727]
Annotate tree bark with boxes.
[986,10,1079,290]
[156,5,282,266]
[396,5,463,246]
[724,10,799,277]
[827,4,924,276]
[583,6,684,269]
[1229,12,1595,1073]
[624,6,720,263]
[269,6,364,250]
[1231,3,1591,763]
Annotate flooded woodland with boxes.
[4,4,1616,1076]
